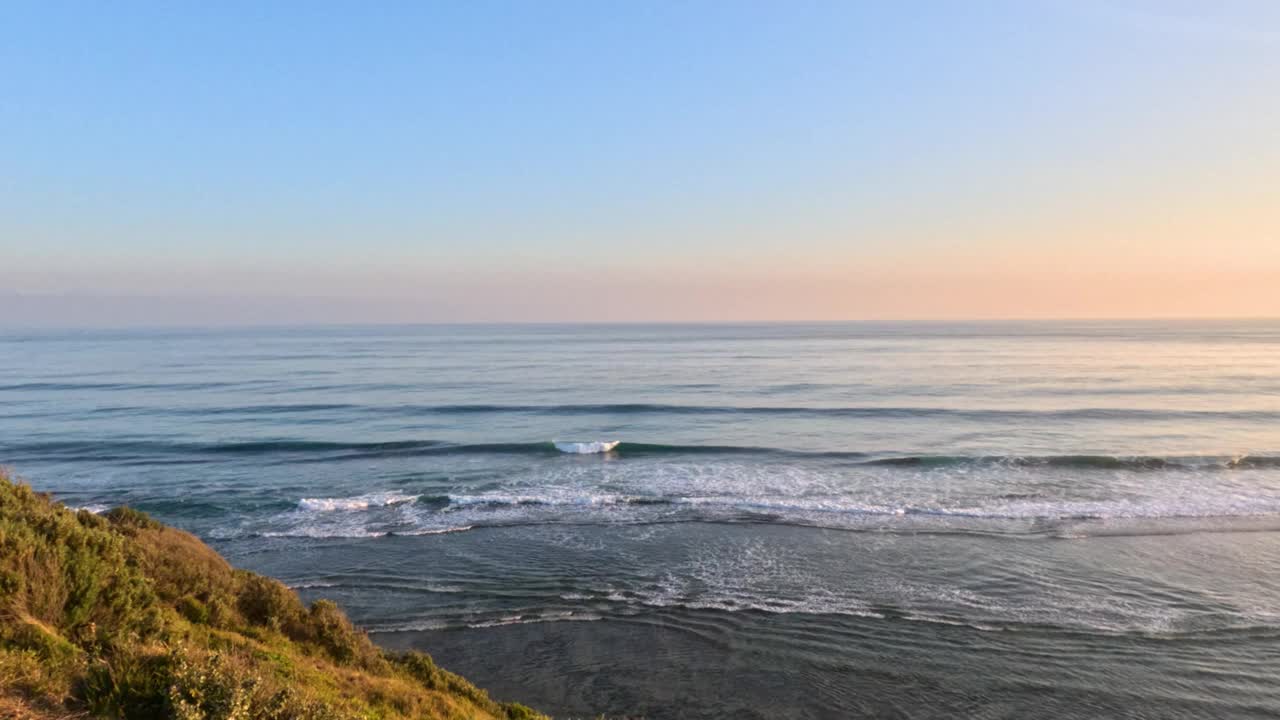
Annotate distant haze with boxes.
[3,2,1278,325]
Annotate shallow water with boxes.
[3,321,1278,717]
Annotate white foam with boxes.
[554,440,620,454]
[367,619,450,632]
[262,524,473,539]
[448,492,627,507]
[297,491,418,512]
[397,525,474,536]
[468,614,526,628]
[262,528,384,538]
[468,611,603,629]
[589,584,885,619]
[368,611,603,633]
[234,458,1280,541]
[437,457,1280,528]
[671,495,903,516]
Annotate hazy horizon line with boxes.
[4,316,1278,333]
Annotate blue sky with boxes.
[2,1,1278,323]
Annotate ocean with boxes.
[3,321,1279,718]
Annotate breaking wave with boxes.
[7,437,1278,471]
[554,440,620,454]
[223,475,1280,541]
[297,492,418,512]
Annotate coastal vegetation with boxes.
[0,470,542,720]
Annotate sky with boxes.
[2,1,1278,324]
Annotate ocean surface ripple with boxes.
[4,321,1279,719]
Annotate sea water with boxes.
[3,321,1279,718]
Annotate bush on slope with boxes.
[0,470,542,720]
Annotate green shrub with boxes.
[81,650,176,718]
[504,702,542,719]
[0,478,158,642]
[178,596,210,625]
[0,471,548,720]
[0,567,21,597]
[259,687,350,720]
[393,650,443,690]
[205,597,234,629]
[303,599,384,671]
[0,647,71,703]
[7,620,80,667]
[75,508,109,531]
[236,575,304,633]
[103,505,162,531]
[167,651,257,720]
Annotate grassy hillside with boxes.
[0,470,543,720]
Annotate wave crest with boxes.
[554,440,620,454]
[297,492,418,512]
[11,437,1279,470]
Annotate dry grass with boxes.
[0,469,544,719]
